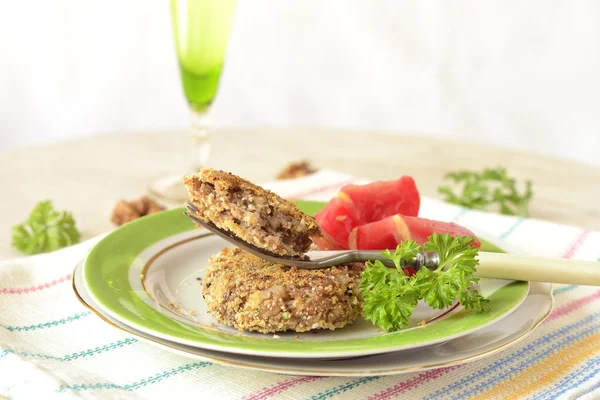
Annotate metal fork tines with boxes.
[184,201,439,270]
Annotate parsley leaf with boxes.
[362,270,420,332]
[438,167,533,216]
[360,260,404,294]
[418,234,488,312]
[360,233,488,332]
[381,240,421,270]
[12,200,81,255]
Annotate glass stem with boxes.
[189,108,212,172]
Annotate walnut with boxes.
[111,196,165,226]
[275,161,318,180]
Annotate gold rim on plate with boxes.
[139,234,461,328]
[72,263,554,376]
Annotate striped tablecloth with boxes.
[1,170,599,400]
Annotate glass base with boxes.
[148,109,212,205]
[148,174,190,205]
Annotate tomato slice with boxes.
[347,215,409,250]
[348,214,481,250]
[342,176,420,221]
[313,192,361,249]
[314,177,420,248]
[311,232,346,251]
[402,216,480,247]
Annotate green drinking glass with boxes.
[150,0,237,202]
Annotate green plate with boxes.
[82,201,529,358]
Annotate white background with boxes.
[1,1,599,166]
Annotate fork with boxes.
[184,202,600,285]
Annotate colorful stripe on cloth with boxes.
[469,331,600,399]
[309,377,381,400]
[311,288,597,400]
[57,361,212,392]
[563,230,592,259]
[433,315,600,399]
[0,312,91,332]
[1,170,599,400]
[0,273,72,295]
[0,338,137,362]
[243,377,327,400]
[366,366,460,400]
[499,217,525,239]
[242,221,595,400]
[569,365,600,400]
[383,231,596,400]
[450,207,470,222]
[0,174,365,398]
[243,207,531,400]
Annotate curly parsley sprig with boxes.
[12,200,81,255]
[438,167,533,216]
[360,233,489,332]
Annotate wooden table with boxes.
[1,128,599,260]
